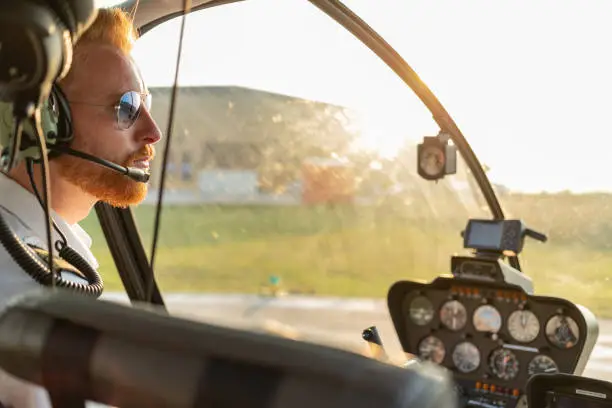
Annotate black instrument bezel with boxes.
[388,276,589,399]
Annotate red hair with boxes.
[60,7,138,88]
[76,7,138,54]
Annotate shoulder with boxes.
[0,177,100,299]
[0,207,48,307]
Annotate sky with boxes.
[97,0,612,193]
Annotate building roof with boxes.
[148,85,354,145]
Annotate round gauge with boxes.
[418,335,446,364]
[515,395,528,408]
[528,355,559,376]
[473,304,502,333]
[440,300,467,331]
[489,348,520,381]
[419,145,445,177]
[452,341,480,373]
[508,310,540,343]
[546,314,580,349]
[408,296,435,326]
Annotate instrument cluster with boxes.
[388,276,596,408]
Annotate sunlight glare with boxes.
[130,0,612,192]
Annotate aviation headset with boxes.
[0,85,104,297]
[0,84,74,163]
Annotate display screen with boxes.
[465,221,504,250]
[548,393,612,408]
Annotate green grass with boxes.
[81,204,464,295]
[79,196,612,318]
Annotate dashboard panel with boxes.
[388,276,598,408]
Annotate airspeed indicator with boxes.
[408,296,434,326]
[440,300,467,331]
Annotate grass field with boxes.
[79,193,612,318]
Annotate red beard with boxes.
[55,144,155,208]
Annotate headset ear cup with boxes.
[44,84,73,160]
[0,84,74,165]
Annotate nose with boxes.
[136,107,162,145]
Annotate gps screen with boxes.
[465,221,503,250]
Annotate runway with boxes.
[101,292,612,382]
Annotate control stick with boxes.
[362,326,389,362]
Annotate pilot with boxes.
[0,7,162,407]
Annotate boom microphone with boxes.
[49,145,151,183]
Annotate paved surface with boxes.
[583,320,612,380]
[101,292,612,382]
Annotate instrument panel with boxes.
[388,276,598,408]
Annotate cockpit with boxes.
[1,0,612,407]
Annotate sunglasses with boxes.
[69,90,152,130]
[116,91,152,130]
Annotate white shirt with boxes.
[0,172,100,408]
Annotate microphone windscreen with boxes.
[124,167,150,182]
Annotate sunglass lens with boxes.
[117,91,141,129]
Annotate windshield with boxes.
[338,0,612,379]
[82,0,495,361]
[85,0,612,375]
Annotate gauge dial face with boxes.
[489,348,520,381]
[408,296,435,326]
[440,300,467,331]
[473,304,502,333]
[418,335,446,364]
[528,355,559,376]
[419,145,445,177]
[508,310,540,343]
[452,341,480,373]
[546,314,580,349]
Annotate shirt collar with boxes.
[0,172,98,268]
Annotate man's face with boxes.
[54,43,162,208]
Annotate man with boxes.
[0,7,162,407]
